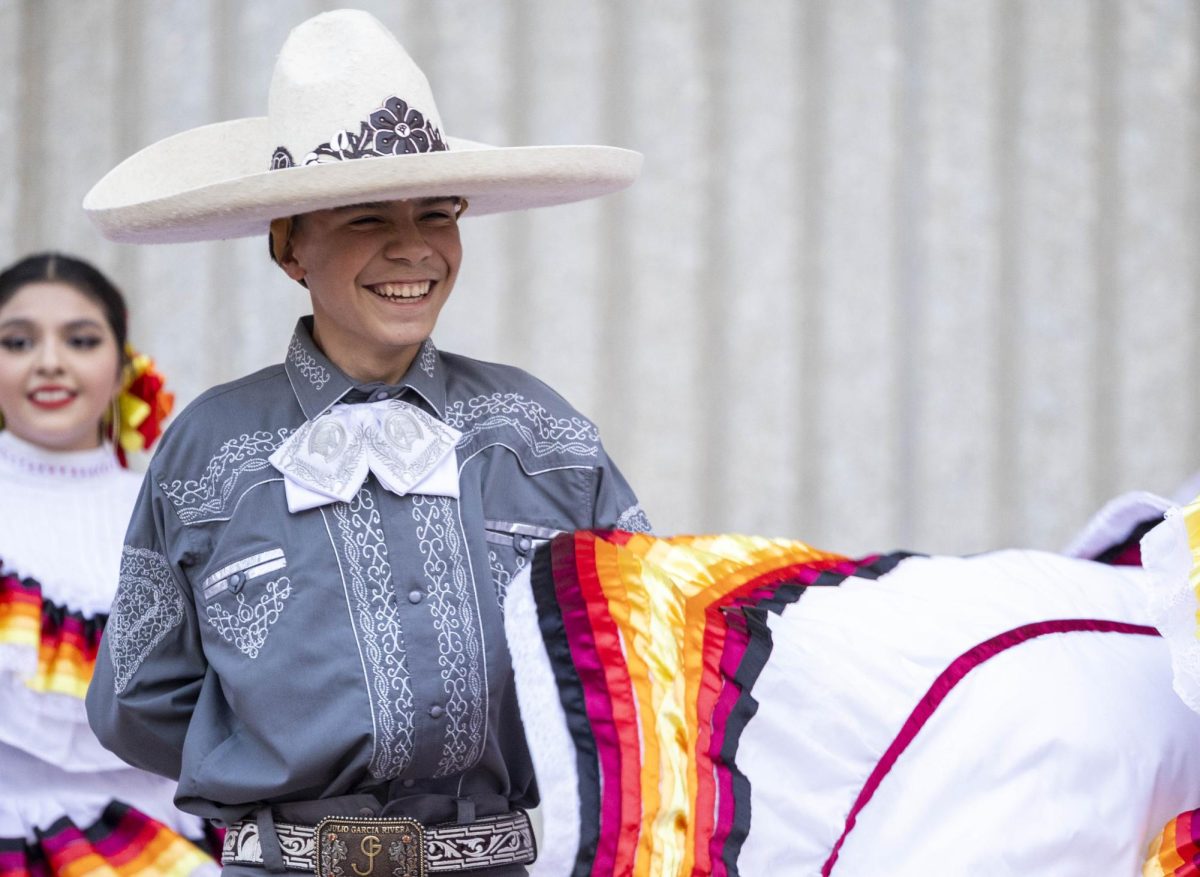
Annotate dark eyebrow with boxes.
[331,201,391,212]
[332,197,460,213]
[0,317,105,332]
[63,319,106,332]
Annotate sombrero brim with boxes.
[84,117,642,244]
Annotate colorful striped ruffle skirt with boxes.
[0,565,217,877]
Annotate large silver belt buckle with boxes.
[314,816,426,877]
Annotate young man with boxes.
[84,10,648,876]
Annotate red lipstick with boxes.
[27,385,77,410]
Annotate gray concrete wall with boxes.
[4,0,1197,555]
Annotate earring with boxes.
[102,395,119,446]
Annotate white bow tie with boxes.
[269,399,462,512]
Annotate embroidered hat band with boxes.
[270,95,447,171]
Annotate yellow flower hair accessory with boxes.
[111,343,174,466]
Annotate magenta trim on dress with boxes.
[0,443,118,478]
[820,618,1160,876]
[552,558,623,877]
[707,607,752,877]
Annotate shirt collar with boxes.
[394,336,447,417]
[284,317,447,421]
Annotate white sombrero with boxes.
[84,9,642,244]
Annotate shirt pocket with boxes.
[199,547,292,659]
[483,520,563,610]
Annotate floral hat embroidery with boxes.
[272,96,447,170]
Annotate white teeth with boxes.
[370,281,432,299]
[31,389,72,402]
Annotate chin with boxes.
[377,330,432,350]
[11,413,103,452]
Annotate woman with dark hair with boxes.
[0,252,216,876]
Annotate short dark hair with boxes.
[0,252,128,353]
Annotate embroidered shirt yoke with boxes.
[86,318,648,825]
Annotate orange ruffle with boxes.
[0,571,103,700]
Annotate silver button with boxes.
[429,705,444,719]
[228,572,246,593]
[402,779,416,789]
[516,535,532,554]
[369,389,389,402]
[357,806,375,817]
[408,590,423,604]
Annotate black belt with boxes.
[222,810,536,875]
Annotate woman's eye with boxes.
[68,335,103,350]
[0,336,31,352]
[419,210,455,224]
[348,215,383,227]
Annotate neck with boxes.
[311,327,419,385]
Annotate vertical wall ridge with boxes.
[1184,2,1200,494]
[596,0,635,445]
[1091,0,1120,510]
[992,0,1023,547]
[696,0,733,527]
[894,0,926,547]
[15,0,46,254]
[502,0,533,360]
[797,0,828,543]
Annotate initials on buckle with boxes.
[314,817,426,877]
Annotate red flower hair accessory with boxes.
[112,344,174,466]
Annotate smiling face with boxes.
[0,282,123,452]
[278,197,464,384]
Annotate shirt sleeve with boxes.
[591,443,652,533]
[86,470,207,781]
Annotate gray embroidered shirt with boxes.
[86,318,650,825]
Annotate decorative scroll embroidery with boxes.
[222,814,313,867]
[412,496,486,776]
[616,503,653,534]
[418,339,437,378]
[270,95,447,169]
[328,486,415,779]
[287,336,331,390]
[444,393,600,460]
[204,576,293,659]
[108,547,185,694]
[160,428,292,524]
[424,817,536,871]
[488,548,526,614]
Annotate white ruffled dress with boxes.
[0,431,217,876]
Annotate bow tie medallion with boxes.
[269,398,462,512]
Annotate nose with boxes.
[34,337,65,375]
[382,217,434,262]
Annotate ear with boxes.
[276,237,307,285]
[270,216,308,287]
